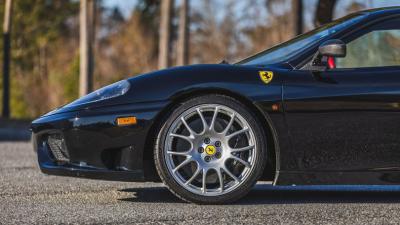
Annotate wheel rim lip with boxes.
[164,104,257,197]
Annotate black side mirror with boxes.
[318,39,347,58]
[306,39,347,72]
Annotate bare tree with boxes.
[2,0,12,118]
[314,0,337,27]
[79,0,96,97]
[292,0,303,36]
[158,0,174,69]
[177,0,189,66]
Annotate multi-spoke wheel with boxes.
[155,95,267,204]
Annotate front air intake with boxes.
[47,134,70,163]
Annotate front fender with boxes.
[127,64,283,104]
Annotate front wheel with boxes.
[154,95,267,204]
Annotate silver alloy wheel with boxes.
[164,104,257,196]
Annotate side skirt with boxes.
[276,171,400,185]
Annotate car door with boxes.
[283,16,400,179]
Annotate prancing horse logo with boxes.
[205,145,217,156]
[259,71,274,84]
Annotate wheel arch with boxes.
[142,88,279,182]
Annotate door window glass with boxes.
[336,30,400,68]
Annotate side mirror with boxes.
[319,39,346,58]
[306,39,347,72]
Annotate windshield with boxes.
[238,13,367,66]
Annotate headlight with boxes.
[66,80,131,107]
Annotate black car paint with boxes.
[32,7,400,185]
[32,64,285,181]
[278,67,400,185]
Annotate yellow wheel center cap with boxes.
[205,145,217,156]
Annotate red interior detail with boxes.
[327,56,336,69]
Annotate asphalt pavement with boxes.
[2,141,400,225]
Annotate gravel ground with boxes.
[2,142,400,225]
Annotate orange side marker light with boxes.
[272,104,279,111]
[117,117,137,126]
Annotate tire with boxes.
[154,94,267,204]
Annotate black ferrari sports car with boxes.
[32,7,400,204]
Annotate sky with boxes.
[102,0,137,18]
[103,0,400,21]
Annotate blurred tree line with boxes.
[0,0,366,119]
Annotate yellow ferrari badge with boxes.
[205,145,217,156]
[259,71,274,84]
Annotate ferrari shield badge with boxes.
[259,71,274,84]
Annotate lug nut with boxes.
[204,138,211,144]
[204,156,211,162]
[198,147,204,153]
[215,141,221,147]
[215,152,222,159]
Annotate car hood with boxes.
[39,63,285,118]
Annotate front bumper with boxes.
[36,141,144,181]
[31,101,168,182]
